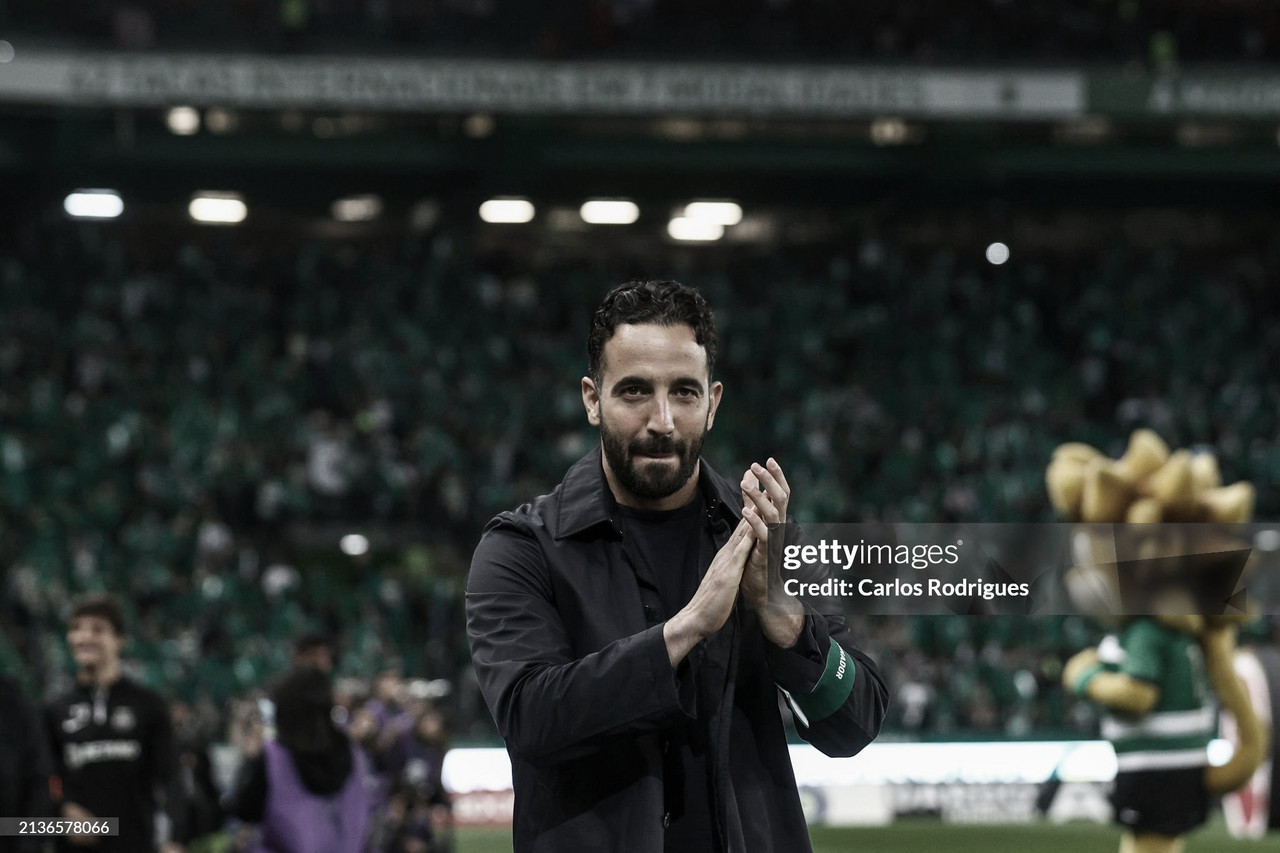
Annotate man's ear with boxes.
[706,380,724,431]
[582,377,601,426]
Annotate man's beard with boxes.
[600,416,707,502]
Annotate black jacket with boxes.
[467,447,888,852]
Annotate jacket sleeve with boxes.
[466,518,695,765]
[754,518,888,757]
[763,611,888,757]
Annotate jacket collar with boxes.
[552,445,742,540]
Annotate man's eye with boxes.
[621,387,644,396]
[674,388,698,397]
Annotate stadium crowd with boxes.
[4,209,1279,716]
[1,207,1278,844]
[5,0,1280,63]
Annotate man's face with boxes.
[67,615,123,673]
[583,323,722,507]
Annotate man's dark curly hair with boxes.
[587,280,717,385]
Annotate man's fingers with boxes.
[741,483,779,525]
[708,519,753,578]
[766,457,790,495]
[742,504,769,541]
[743,460,790,521]
[704,534,750,586]
[741,466,782,516]
[751,461,789,510]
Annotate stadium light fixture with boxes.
[166,106,201,136]
[189,192,247,225]
[668,217,724,242]
[464,113,495,139]
[579,199,640,225]
[205,108,238,135]
[870,117,909,146]
[682,201,743,226]
[332,194,383,223]
[63,190,124,220]
[986,242,1010,265]
[340,534,370,556]
[479,197,535,224]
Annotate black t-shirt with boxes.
[617,494,719,853]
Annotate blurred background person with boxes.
[42,594,187,853]
[169,699,224,849]
[384,704,452,853]
[0,672,53,853]
[226,666,376,853]
[292,634,340,676]
[362,668,415,782]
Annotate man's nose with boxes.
[647,397,674,434]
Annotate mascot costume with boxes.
[1049,429,1269,853]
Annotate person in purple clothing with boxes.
[227,666,376,853]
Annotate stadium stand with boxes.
[2,208,1276,745]
[4,0,1280,63]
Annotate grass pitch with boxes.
[456,817,1280,852]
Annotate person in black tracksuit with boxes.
[0,673,53,853]
[43,595,186,853]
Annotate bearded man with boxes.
[466,280,887,853]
